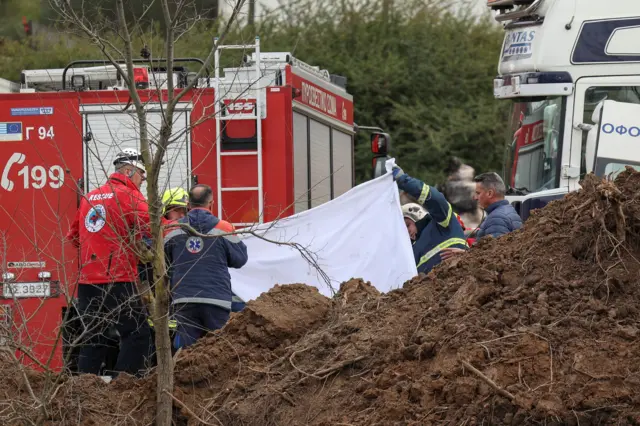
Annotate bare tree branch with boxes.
[169,0,247,109]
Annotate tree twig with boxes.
[2,348,41,407]
[164,390,221,426]
[460,360,515,402]
[288,347,318,379]
[314,356,366,378]
[266,386,296,406]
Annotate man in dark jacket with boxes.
[393,165,468,274]
[164,184,248,349]
[161,187,247,313]
[473,172,523,239]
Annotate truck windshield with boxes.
[504,96,564,193]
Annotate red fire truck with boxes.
[0,38,365,373]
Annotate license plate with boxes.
[3,282,51,298]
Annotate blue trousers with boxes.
[172,303,230,349]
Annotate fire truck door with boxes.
[83,106,192,194]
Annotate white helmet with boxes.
[113,148,145,171]
[402,203,428,223]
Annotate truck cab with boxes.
[489,0,640,219]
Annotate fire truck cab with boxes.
[0,38,358,372]
[489,0,640,219]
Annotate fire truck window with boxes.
[84,107,191,195]
[293,112,309,213]
[581,86,640,175]
[331,129,353,198]
[309,120,331,208]
[144,110,191,195]
[85,112,140,192]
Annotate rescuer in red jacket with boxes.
[66,148,154,377]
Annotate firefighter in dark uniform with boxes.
[393,165,468,274]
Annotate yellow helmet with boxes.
[162,187,188,214]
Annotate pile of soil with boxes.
[3,169,640,425]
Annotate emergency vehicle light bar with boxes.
[61,58,206,90]
[21,66,119,92]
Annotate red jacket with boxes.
[66,172,152,284]
[455,213,476,246]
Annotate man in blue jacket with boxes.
[473,172,522,239]
[393,165,468,274]
[164,184,248,349]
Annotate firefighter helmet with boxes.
[162,187,189,214]
[113,148,145,171]
[401,203,427,223]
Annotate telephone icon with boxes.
[1,153,26,191]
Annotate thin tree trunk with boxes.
[152,277,173,426]
[148,173,174,426]
[248,0,255,26]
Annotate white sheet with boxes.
[230,158,418,301]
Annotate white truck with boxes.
[488,0,640,219]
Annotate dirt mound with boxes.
[3,170,640,425]
[176,283,331,386]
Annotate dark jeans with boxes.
[172,303,229,349]
[77,282,154,377]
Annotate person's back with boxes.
[69,171,150,284]
[164,184,248,348]
[166,208,247,308]
[473,172,522,240]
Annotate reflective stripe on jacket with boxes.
[164,209,248,310]
[396,173,468,274]
[417,237,468,269]
[147,292,246,330]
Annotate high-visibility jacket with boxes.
[396,173,468,274]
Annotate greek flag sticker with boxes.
[0,122,22,141]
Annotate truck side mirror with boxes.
[372,156,387,179]
[371,132,391,179]
[371,132,391,155]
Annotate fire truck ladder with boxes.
[214,36,264,228]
